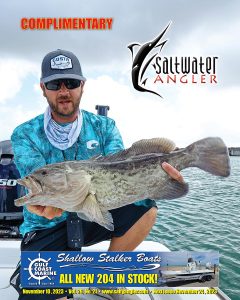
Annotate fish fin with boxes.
[187,137,230,177]
[76,212,92,222]
[127,43,141,48]
[130,138,176,155]
[77,193,114,231]
[141,78,148,86]
[127,43,141,61]
[93,138,176,163]
[151,180,189,200]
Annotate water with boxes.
[148,157,240,300]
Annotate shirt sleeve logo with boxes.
[86,140,99,149]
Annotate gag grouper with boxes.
[15,137,230,230]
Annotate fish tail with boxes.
[187,137,230,177]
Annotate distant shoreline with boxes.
[228,147,240,156]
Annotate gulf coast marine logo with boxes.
[25,253,57,285]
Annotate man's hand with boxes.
[27,205,64,219]
[162,162,184,183]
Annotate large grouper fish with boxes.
[15,137,230,230]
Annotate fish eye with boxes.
[41,171,47,175]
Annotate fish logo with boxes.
[128,22,171,98]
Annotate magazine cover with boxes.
[0,1,239,300]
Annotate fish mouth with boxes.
[15,176,43,207]
[17,176,42,195]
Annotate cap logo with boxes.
[50,55,72,70]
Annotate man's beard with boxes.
[48,95,80,118]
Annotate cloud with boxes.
[0,59,38,104]
[0,104,44,141]
[1,0,239,71]
[82,76,240,147]
[0,63,44,141]
[1,72,239,146]
[0,0,239,147]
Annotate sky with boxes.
[0,0,239,147]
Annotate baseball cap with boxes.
[40,49,86,83]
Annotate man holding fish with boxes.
[10,49,183,300]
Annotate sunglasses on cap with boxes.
[45,79,81,91]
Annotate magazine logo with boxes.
[128,22,218,98]
[26,253,57,284]
[51,55,72,69]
